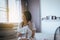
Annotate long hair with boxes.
[22,11,33,30]
[23,11,32,22]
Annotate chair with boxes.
[54,26,60,40]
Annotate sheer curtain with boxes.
[0,0,22,23]
[0,0,7,23]
[9,0,22,23]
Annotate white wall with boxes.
[41,0,60,34]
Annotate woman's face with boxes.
[22,14,27,22]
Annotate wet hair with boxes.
[23,11,32,22]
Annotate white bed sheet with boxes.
[35,33,54,40]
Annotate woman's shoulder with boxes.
[29,21,36,30]
[28,21,35,27]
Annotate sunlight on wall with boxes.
[0,0,22,23]
[9,0,22,23]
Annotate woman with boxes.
[17,11,36,40]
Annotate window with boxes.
[0,0,22,23]
[0,0,7,23]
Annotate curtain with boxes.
[9,0,22,23]
[0,0,7,23]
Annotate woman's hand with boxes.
[21,38,27,40]
[18,33,22,37]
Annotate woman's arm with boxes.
[32,30,36,38]
[28,21,36,38]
